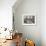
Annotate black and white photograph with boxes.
[22,15,36,25]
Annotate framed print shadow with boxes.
[22,14,36,25]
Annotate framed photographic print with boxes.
[22,14,36,25]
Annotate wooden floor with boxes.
[0,39,16,46]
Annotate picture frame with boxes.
[22,14,36,25]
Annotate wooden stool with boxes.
[15,33,23,46]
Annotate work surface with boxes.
[0,39,16,46]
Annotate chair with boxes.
[15,33,23,46]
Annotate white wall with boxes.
[0,0,16,30]
[40,0,46,46]
[13,0,41,46]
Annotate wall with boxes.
[40,0,46,46]
[13,0,41,46]
[0,0,16,30]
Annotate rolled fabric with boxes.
[25,40,35,46]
